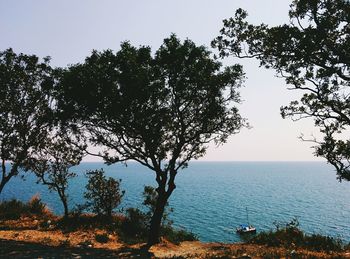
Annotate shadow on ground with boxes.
[0,239,154,258]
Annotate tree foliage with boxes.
[84,169,124,217]
[26,131,84,217]
[0,48,55,194]
[213,0,350,180]
[58,34,245,244]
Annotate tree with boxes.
[26,132,84,217]
[213,0,350,181]
[84,169,124,217]
[58,35,245,245]
[0,49,54,195]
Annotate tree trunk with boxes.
[0,179,6,195]
[0,163,19,196]
[62,198,69,218]
[147,192,168,246]
[58,189,69,218]
[0,175,11,195]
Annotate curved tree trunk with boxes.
[0,179,7,195]
[147,192,168,246]
[62,198,69,218]
[0,163,18,196]
[57,188,69,218]
[147,170,176,246]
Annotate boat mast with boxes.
[246,207,250,225]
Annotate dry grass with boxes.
[1,218,350,258]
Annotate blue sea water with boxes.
[1,161,350,243]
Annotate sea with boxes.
[1,161,350,243]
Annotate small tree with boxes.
[0,49,54,195]
[213,0,350,181]
[84,169,124,217]
[27,133,84,217]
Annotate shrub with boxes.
[120,207,149,241]
[27,194,47,216]
[250,218,346,252]
[0,199,26,220]
[84,169,124,217]
[304,234,343,252]
[119,186,197,244]
[95,233,109,243]
[56,213,119,232]
[161,226,198,244]
[0,195,49,220]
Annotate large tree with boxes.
[58,35,245,245]
[213,0,350,181]
[0,49,55,194]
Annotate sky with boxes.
[0,0,323,161]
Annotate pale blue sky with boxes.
[0,0,321,161]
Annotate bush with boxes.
[119,186,198,244]
[0,195,49,220]
[161,226,198,244]
[95,233,109,243]
[120,208,149,241]
[56,213,120,232]
[0,199,26,220]
[304,234,343,252]
[250,218,346,252]
[27,194,47,215]
[84,169,124,217]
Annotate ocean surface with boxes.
[1,161,350,243]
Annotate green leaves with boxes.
[0,48,56,194]
[214,0,350,181]
[59,34,245,173]
[84,169,124,217]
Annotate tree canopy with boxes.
[213,0,350,181]
[58,34,246,244]
[0,49,55,194]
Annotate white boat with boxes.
[236,224,256,234]
[236,207,256,234]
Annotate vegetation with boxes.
[0,195,50,220]
[0,49,55,195]
[161,226,198,245]
[95,233,109,243]
[213,0,350,181]
[58,34,245,245]
[0,197,349,258]
[84,169,124,218]
[1,1,350,254]
[249,219,349,252]
[26,134,84,217]
[119,185,198,244]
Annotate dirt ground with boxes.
[1,229,350,258]
[1,216,350,258]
